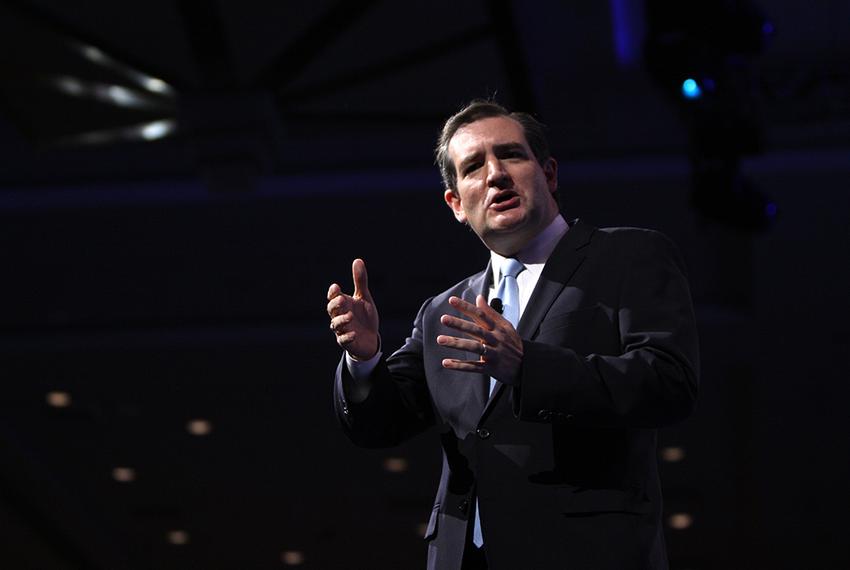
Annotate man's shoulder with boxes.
[596,224,669,241]
[590,224,676,252]
[413,265,489,319]
[587,224,683,273]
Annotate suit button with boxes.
[458,500,469,514]
[476,428,491,439]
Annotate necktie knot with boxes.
[501,257,524,280]
[494,258,523,329]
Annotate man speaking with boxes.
[327,100,699,570]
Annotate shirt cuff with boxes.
[345,348,382,381]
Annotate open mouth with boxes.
[489,190,520,211]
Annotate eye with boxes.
[462,162,483,176]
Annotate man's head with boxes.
[435,100,560,256]
[435,100,553,195]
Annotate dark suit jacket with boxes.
[335,220,699,570]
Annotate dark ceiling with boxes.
[1,1,849,569]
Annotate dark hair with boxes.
[434,99,552,193]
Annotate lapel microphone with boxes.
[490,298,504,315]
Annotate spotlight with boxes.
[645,0,774,232]
[681,78,702,99]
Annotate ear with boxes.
[543,157,558,196]
[444,188,467,224]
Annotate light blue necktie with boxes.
[473,257,525,548]
[488,257,524,396]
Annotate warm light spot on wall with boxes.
[281,550,305,565]
[46,391,71,408]
[186,419,213,436]
[112,467,136,483]
[661,446,685,462]
[383,457,408,473]
[167,530,189,545]
[668,513,693,530]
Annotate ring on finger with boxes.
[481,343,488,357]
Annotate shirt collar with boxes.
[490,214,569,283]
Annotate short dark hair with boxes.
[434,99,552,193]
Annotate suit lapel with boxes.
[481,220,595,418]
[517,219,594,339]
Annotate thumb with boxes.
[351,258,372,300]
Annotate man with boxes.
[327,100,699,570]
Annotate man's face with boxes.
[444,116,559,256]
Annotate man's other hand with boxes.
[437,295,523,384]
[327,259,380,360]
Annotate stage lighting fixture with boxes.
[681,78,702,99]
[140,119,176,141]
[81,45,107,64]
[143,77,170,94]
[645,0,775,232]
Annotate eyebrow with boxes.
[457,142,529,173]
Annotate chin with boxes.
[489,213,528,233]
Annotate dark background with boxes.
[1,1,848,568]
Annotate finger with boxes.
[448,295,496,329]
[336,330,357,346]
[475,294,502,321]
[352,259,372,301]
[330,312,353,333]
[436,334,486,354]
[327,282,342,301]
[327,294,350,318]
[441,358,487,372]
[440,314,495,344]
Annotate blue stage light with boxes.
[765,202,778,218]
[682,78,702,99]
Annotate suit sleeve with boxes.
[334,298,437,448]
[514,231,699,428]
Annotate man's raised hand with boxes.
[327,259,380,360]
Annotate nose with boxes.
[486,157,511,188]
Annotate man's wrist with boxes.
[345,335,382,383]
